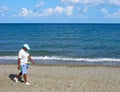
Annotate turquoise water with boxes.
[0,23,120,65]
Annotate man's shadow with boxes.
[9,74,24,82]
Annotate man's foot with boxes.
[25,82,30,85]
[14,77,19,83]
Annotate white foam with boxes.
[0,56,120,62]
[33,56,120,62]
[0,56,18,60]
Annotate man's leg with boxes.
[14,71,22,83]
[23,74,27,82]
[19,71,22,76]
[23,74,30,85]
[22,64,30,85]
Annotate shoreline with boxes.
[1,62,120,67]
[1,59,120,67]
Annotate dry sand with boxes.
[0,64,120,92]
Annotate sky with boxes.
[0,0,120,23]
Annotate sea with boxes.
[0,23,120,66]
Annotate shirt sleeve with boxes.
[27,51,30,57]
[18,50,22,59]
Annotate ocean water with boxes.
[0,23,120,65]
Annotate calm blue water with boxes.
[0,23,120,65]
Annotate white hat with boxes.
[23,44,30,50]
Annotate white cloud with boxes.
[101,8,109,16]
[0,5,9,16]
[61,0,79,3]
[14,0,120,20]
[55,6,64,14]
[19,7,39,17]
[35,1,45,8]
[18,6,74,17]
[42,6,74,16]
[61,0,104,5]
[83,7,89,12]
[61,0,104,13]
[101,8,120,18]
[0,5,9,11]
[65,6,74,15]
[42,8,53,16]
[109,0,120,6]
[19,8,32,16]
[40,6,74,16]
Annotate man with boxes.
[14,44,35,85]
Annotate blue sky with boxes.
[0,0,120,23]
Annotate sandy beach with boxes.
[0,64,120,92]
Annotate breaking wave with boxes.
[0,56,120,62]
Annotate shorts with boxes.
[21,64,28,75]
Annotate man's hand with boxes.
[28,56,35,65]
[17,65,20,70]
[32,60,35,64]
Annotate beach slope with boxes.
[0,65,120,92]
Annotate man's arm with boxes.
[28,56,35,64]
[18,58,21,70]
